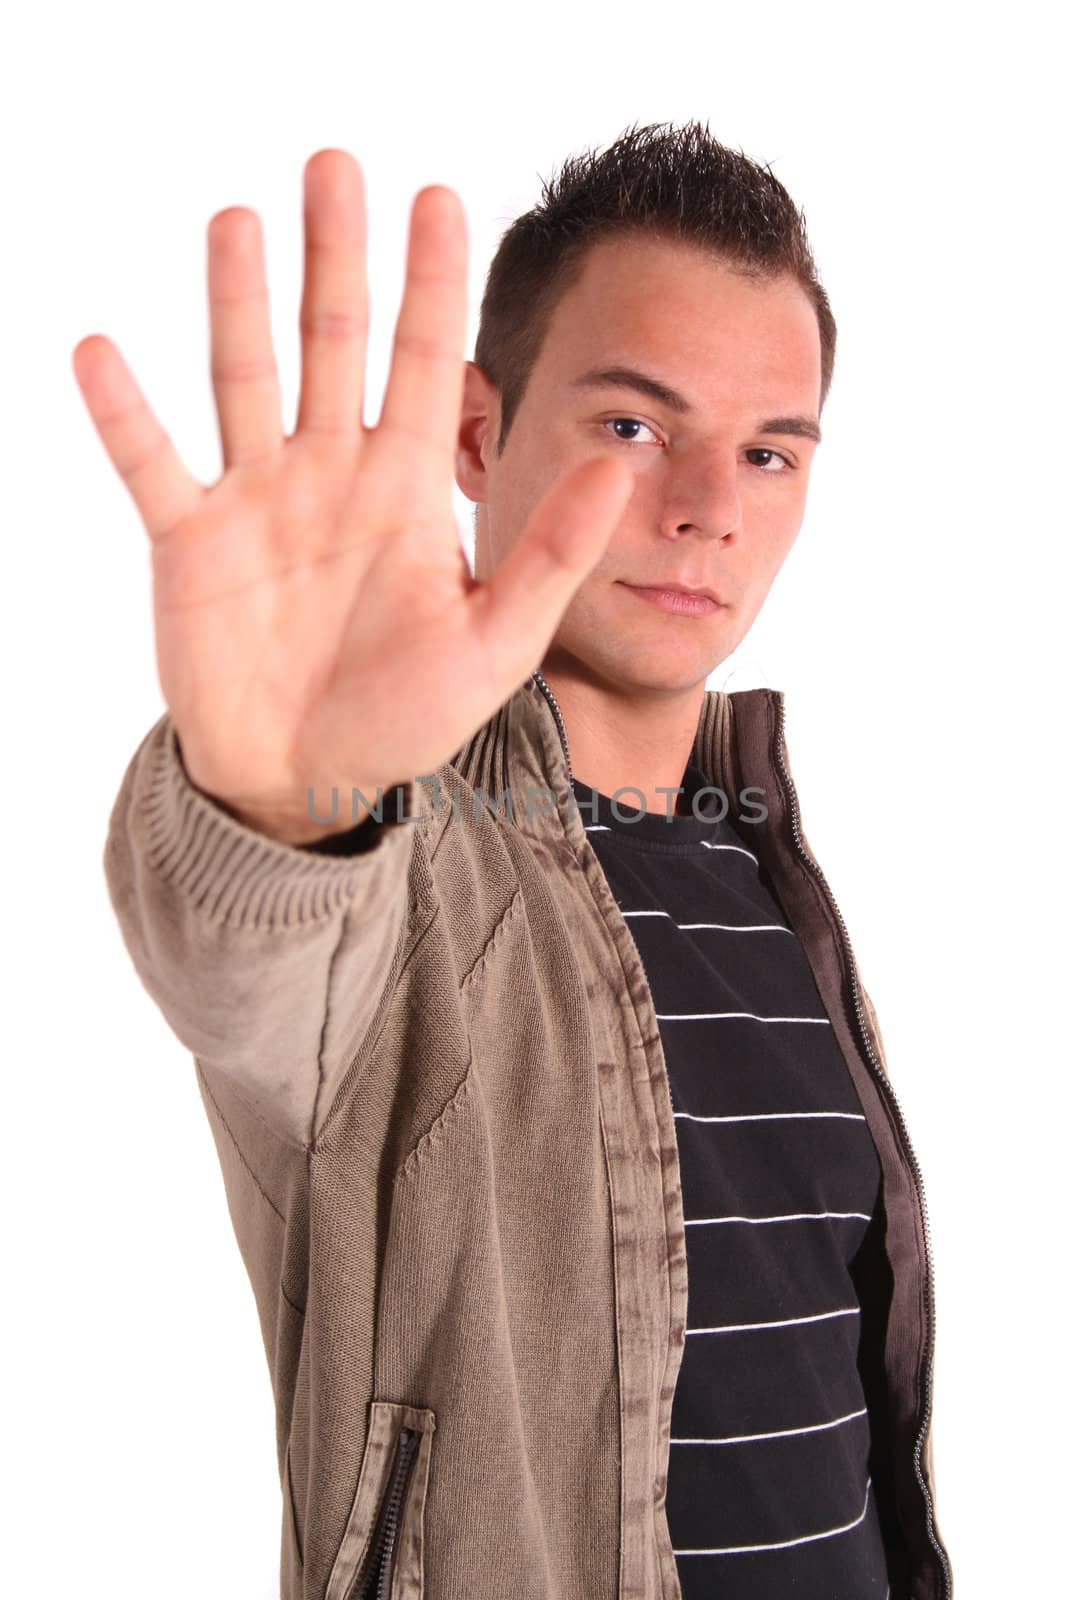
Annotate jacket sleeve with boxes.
[103,712,420,1148]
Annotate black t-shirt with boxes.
[570,761,893,1599]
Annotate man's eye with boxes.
[604,417,659,445]
[746,448,792,472]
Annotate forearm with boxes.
[103,713,417,1146]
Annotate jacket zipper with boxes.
[531,670,574,786]
[534,665,690,1580]
[348,1427,421,1600]
[772,693,952,1599]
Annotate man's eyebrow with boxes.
[572,366,694,413]
[758,414,823,445]
[570,365,822,444]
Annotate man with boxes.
[76,122,951,1598]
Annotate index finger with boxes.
[374,187,469,483]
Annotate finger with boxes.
[473,458,635,674]
[207,207,285,468]
[71,335,202,541]
[375,187,468,499]
[295,150,369,438]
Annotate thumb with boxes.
[474,456,634,673]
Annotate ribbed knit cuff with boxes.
[137,715,418,930]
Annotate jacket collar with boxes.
[451,672,784,844]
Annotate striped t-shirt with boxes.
[569,763,893,1599]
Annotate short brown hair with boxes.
[474,120,836,453]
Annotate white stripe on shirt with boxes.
[684,1211,872,1226]
[688,1307,860,1336]
[670,1406,868,1446]
[675,1111,866,1124]
[657,1010,831,1024]
[674,1478,872,1556]
[620,909,794,935]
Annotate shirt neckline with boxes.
[568,760,728,849]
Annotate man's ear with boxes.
[455,362,499,503]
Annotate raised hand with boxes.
[73,150,633,843]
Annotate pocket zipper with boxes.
[348,1427,421,1600]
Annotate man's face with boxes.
[465,233,824,696]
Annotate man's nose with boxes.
[656,449,741,542]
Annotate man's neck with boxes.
[537,664,707,817]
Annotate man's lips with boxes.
[617,580,726,617]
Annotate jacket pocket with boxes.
[325,1399,436,1600]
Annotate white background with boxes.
[4,1,1061,1594]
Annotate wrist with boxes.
[225,784,397,845]
[172,733,402,843]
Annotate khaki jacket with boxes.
[103,674,952,1599]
